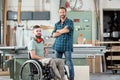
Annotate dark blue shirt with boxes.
[52,18,74,52]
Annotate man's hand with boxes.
[56,29,62,33]
[52,32,62,38]
[44,48,48,56]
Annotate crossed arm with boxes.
[52,26,69,38]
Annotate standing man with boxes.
[52,7,74,80]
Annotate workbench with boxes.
[0,45,106,79]
[46,44,106,58]
[46,44,106,73]
[0,46,27,80]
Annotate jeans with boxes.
[55,51,74,80]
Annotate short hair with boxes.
[32,25,41,30]
[59,7,67,12]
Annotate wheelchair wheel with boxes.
[19,60,42,80]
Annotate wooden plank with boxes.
[106,49,120,52]
[95,56,101,73]
[3,0,7,46]
[86,57,93,73]
[17,0,22,23]
[94,0,101,41]
[108,66,120,69]
[65,66,89,80]
[102,56,107,72]
[0,71,9,76]
[107,56,120,60]
[9,28,13,46]
[86,56,101,73]
[114,64,120,66]
[6,25,10,46]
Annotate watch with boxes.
[68,0,83,10]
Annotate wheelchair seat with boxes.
[19,53,54,80]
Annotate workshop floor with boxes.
[90,71,120,80]
[0,71,120,80]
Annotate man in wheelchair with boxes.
[27,25,65,80]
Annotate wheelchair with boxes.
[19,53,68,80]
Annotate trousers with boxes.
[39,58,65,80]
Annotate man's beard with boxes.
[60,15,66,19]
[35,35,41,38]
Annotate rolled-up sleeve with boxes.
[28,41,35,51]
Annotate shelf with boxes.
[106,45,120,52]
[107,64,120,69]
[95,41,120,72]
[106,49,120,52]
[114,64,120,66]
[107,56,120,60]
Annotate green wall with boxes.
[67,11,94,43]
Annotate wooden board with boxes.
[86,56,101,73]
[3,0,7,46]
[0,71,9,76]
[65,66,89,80]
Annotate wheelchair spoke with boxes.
[19,60,43,80]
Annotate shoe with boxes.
[69,78,74,80]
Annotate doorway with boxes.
[103,10,120,72]
[103,10,120,41]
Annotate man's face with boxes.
[59,9,66,19]
[33,28,42,38]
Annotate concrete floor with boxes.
[90,73,120,80]
[0,67,120,80]
[0,76,12,80]
[0,71,120,80]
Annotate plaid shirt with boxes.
[52,18,74,52]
